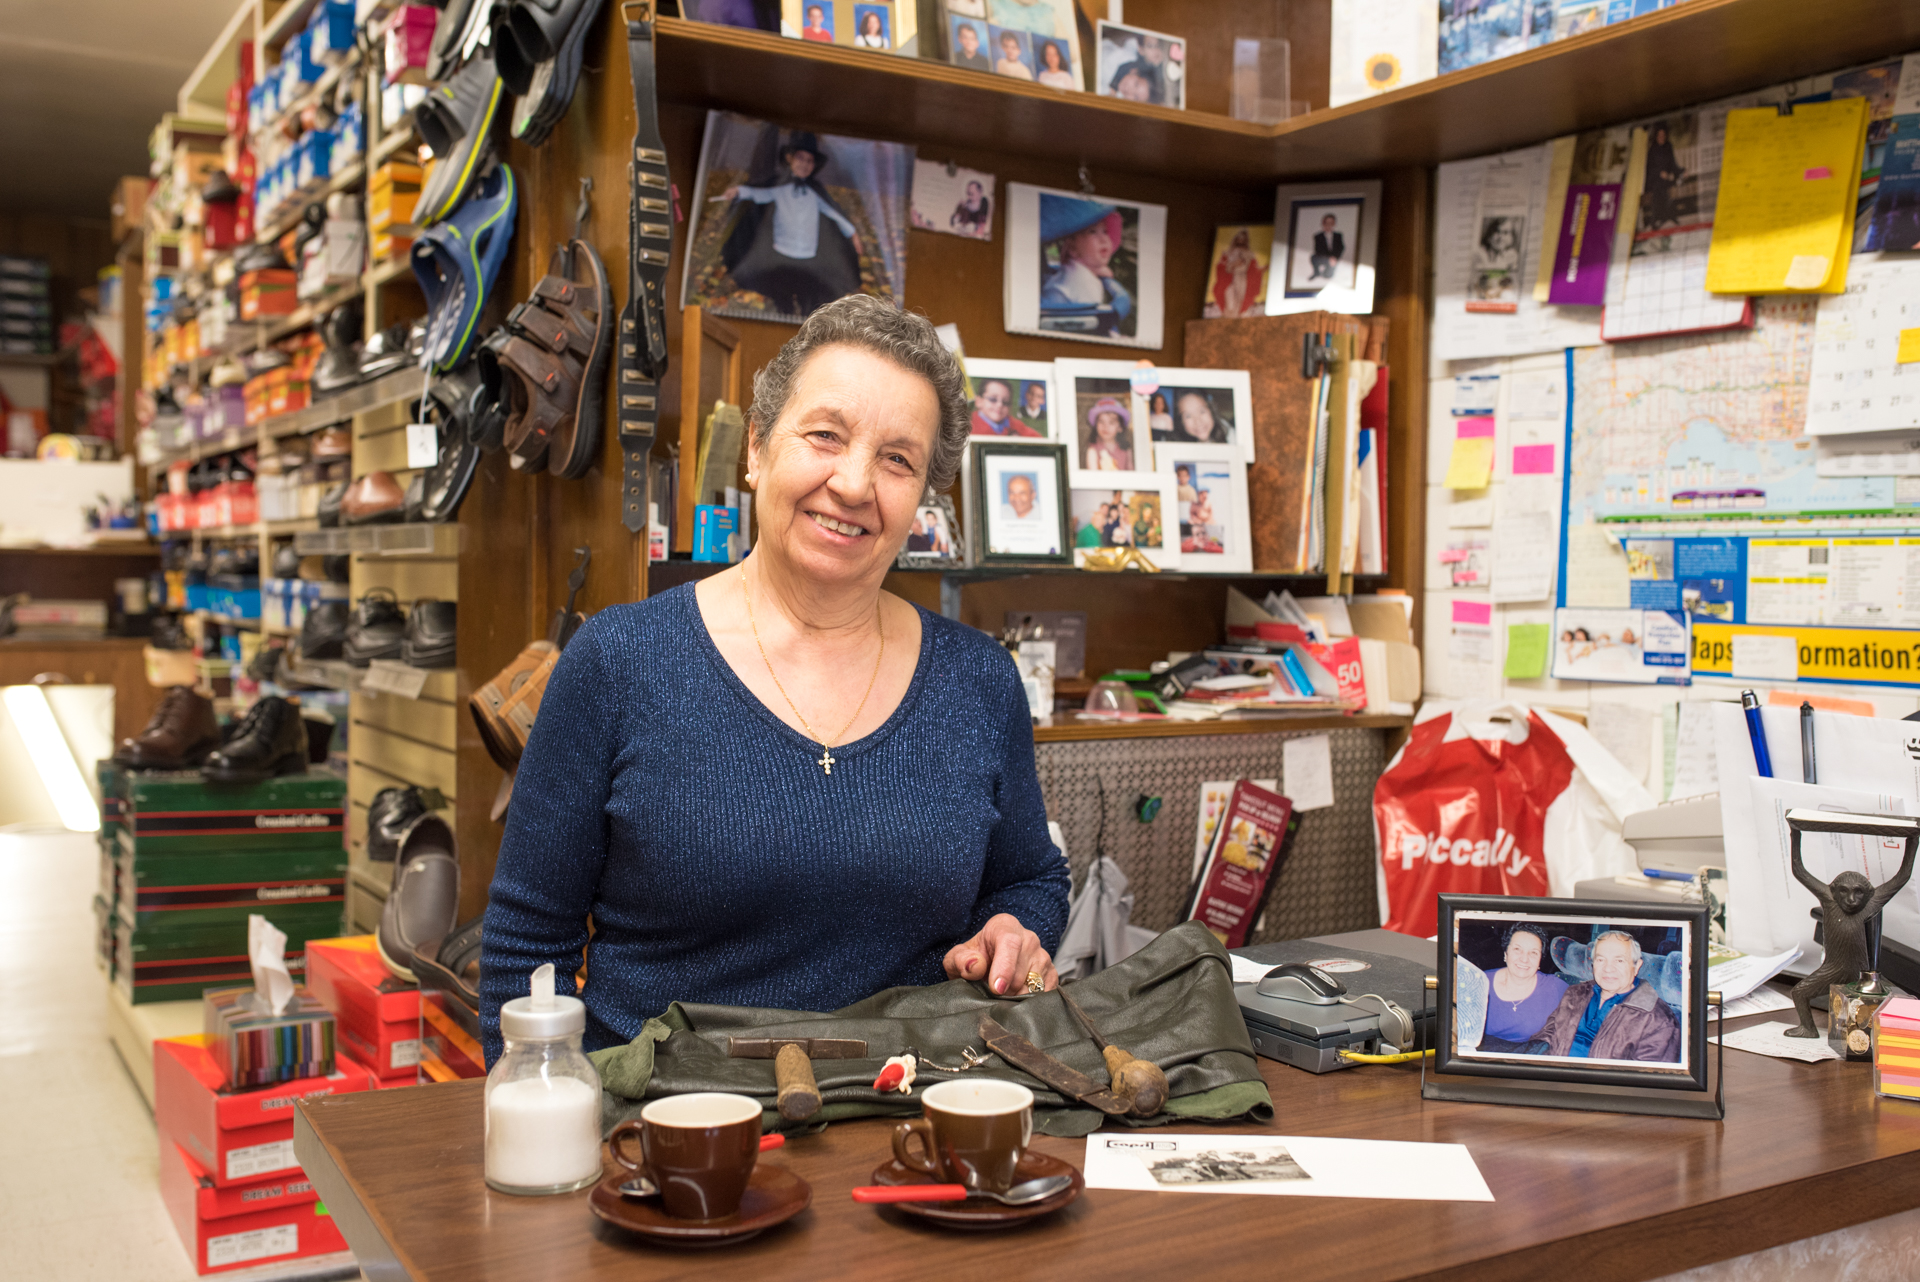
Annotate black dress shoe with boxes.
[376,815,460,983]
[299,599,350,661]
[317,480,348,528]
[401,598,457,668]
[343,590,407,667]
[202,696,309,783]
[411,913,483,1012]
[312,298,367,395]
[366,784,431,861]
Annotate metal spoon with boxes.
[850,1173,1073,1206]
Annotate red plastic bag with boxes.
[1373,701,1650,937]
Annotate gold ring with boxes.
[1026,971,1044,994]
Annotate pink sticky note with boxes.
[1805,166,1832,180]
[1456,416,1496,439]
[1512,443,1556,475]
[1452,600,1493,626]
[1438,548,1469,563]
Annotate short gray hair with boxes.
[748,295,970,493]
[1592,931,1642,966]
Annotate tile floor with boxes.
[0,827,361,1281]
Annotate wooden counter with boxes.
[294,1003,1920,1282]
[0,635,157,745]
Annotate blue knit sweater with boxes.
[479,584,1070,1064]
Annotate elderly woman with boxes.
[1476,923,1568,1052]
[480,296,1070,1063]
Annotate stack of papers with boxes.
[1706,97,1869,295]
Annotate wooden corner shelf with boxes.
[657,0,1920,184]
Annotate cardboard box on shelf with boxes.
[154,1035,374,1189]
[305,935,421,1081]
[113,769,346,856]
[159,1139,347,1275]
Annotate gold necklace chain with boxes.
[742,570,884,775]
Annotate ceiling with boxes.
[0,0,247,220]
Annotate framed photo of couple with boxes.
[895,493,965,568]
[1435,895,1710,1094]
[1267,180,1381,316]
[964,440,1071,565]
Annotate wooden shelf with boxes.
[0,542,159,556]
[649,558,1388,590]
[656,0,1920,184]
[1033,712,1410,742]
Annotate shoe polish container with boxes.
[485,963,602,1195]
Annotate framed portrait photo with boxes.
[912,159,995,240]
[1266,180,1381,315]
[1056,358,1152,478]
[965,358,1056,439]
[966,440,1070,565]
[1094,20,1185,108]
[1202,223,1273,319]
[1436,895,1709,1093]
[1156,445,1250,574]
[1137,367,1255,465]
[895,493,965,568]
[1067,472,1180,570]
[1004,182,1167,350]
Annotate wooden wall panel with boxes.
[1376,165,1430,639]
[1122,0,1331,118]
[354,693,457,745]
[355,558,459,602]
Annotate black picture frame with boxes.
[970,440,1072,566]
[1434,894,1710,1094]
[894,493,965,568]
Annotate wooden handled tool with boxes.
[1060,988,1169,1118]
[725,1036,868,1122]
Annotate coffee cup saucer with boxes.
[588,1163,811,1247]
[866,1149,1083,1229]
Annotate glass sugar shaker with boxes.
[485,963,603,1195]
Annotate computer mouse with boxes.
[1255,962,1347,1004]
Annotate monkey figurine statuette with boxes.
[1784,814,1919,1038]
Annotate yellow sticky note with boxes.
[1706,97,1868,295]
[1445,437,1495,489]
[1898,328,1920,365]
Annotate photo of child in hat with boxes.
[683,113,912,325]
[1074,378,1136,470]
[1039,193,1136,339]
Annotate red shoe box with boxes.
[155,1034,374,1188]
[305,936,421,1081]
[160,1139,347,1275]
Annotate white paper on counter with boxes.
[1713,1021,1839,1063]
[1720,986,1795,1020]
[1083,1133,1494,1201]
[1230,955,1276,984]
[1707,947,1801,1002]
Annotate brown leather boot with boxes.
[114,686,220,770]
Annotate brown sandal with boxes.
[470,640,556,768]
[496,238,612,479]
[491,644,560,764]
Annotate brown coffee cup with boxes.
[892,1079,1034,1193]
[609,1092,763,1220]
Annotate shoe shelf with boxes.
[264,517,320,535]
[192,609,261,631]
[369,120,416,168]
[253,155,368,249]
[149,367,428,472]
[286,657,452,700]
[294,522,460,557]
[362,256,413,291]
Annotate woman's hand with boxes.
[943,913,1058,995]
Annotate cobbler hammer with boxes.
[726,1036,868,1121]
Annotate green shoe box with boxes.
[114,837,346,925]
[117,770,346,856]
[114,906,347,1005]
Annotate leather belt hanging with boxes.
[618,1,672,533]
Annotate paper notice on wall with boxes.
[1564,524,1631,608]
[1491,512,1555,603]
[1731,634,1799,680]
[1588,701,1654,785]
[1448,496,1495,527]
[1282,734,1336,811]
[1670,701,1720,800]
[1507,368,1566,420]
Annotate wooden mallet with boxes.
[725,1036,868,1122]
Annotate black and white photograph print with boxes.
[1267,180,1380,316]
[1469,212,1526,310]
[911,159,995,240]
[1095,19,1185,108]
[682,112,912,326]
[1147,1147,1311,1186]
[1005,183,1167,350]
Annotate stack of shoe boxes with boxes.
[94,761,128,982]
[108,770,348,1003]
[0,255,53,355]
[155,1035,370,1273]
[305,936,422,1085]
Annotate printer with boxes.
[1574,793,1725,905]
[1233,929,1437,1073]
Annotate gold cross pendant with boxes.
[818,747,836,775]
